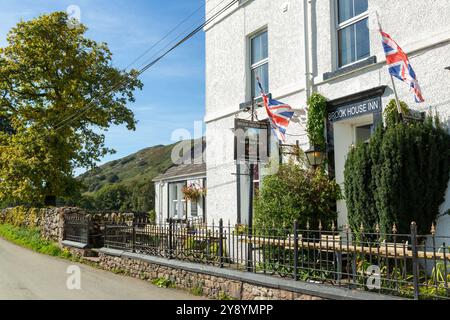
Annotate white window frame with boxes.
[169,181,187,220]
[335,0,370,68]
[249,29,269,100]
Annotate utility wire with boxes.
[125,0,212,71]
[131,0,229,72]
[54,0,238,132]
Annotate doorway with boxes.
[333,114,375,227]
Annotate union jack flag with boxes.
[380,30,425,103]
[257,79,294,143]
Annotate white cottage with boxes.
[153,163,206,224]
[154,139,207,225]
[204,0,450,235]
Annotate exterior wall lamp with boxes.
[446,66,450,71]
[305,145,326,168]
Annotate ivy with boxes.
[345,100,450,235]
[306,93,328,150]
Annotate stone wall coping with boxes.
[61,240,88,249]
[99,248,406,301]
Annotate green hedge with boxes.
[345,101,450,235]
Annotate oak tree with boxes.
[0,12,143,205]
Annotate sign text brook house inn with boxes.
[328,96,382,123]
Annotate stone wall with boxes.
[0,206,138,246]
[98,253,324,301]
[0,206,72,243]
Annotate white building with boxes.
[204,0,450,235]
[154,139,206,224]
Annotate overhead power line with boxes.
[124,0,210,71]
[54,0,238,132]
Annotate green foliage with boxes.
[345,100,450,234]
[0,12,143,205]
[306,93,328,150]
[384,99,410,126]
[151,277,175,288]
[190,283,204,296]
[183,236,224,263]
[218,291,234,300]
[111,268,129,276]
[0,206,43,228]
[130,182,155,213]
[147,210,156,224]
[254,161,342,230]
[0,224,72,259]
[94,184,132,212]
[108,175,120,184]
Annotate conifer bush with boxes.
[345,100,450,235]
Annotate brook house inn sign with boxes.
[328,95,382,123]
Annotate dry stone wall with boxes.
[98,253,324,300]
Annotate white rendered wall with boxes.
[205,0,450,231]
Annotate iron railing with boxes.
[63,214,91,245]
[103,219,450,300]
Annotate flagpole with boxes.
[390,74,404,118]
[377,12,403,119]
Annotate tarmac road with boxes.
[0,237,202,300]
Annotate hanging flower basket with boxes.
[182,183,207,201]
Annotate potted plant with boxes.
[182,183,207,201]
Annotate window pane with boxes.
[355,124,372,144]
[338,24,355,67]
[261,31,268,60]
[251,31,268,65]
[338,0,353,23]
[191,201,198,217]
[251,63,269,97]
[251,35,261,64]
[338,0,368,23]
[354,0,368,17]
[355,18,370,60]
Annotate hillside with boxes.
[79,143,176,194]
[77,139,204,213]
[77,142,177,212]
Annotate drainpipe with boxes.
[159,181,164,224]
[303,0,312,101]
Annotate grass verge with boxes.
[0,223,74,260]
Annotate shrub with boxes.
[191,284,204,296]
[151,277,175,288]
[345,100,450,234]
[254,161,342,230]
[108,174,120,183]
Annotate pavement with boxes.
[0,237,203,300]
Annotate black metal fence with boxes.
[63,214,91,244]
[103,219,450,300]
[63,214,105,247]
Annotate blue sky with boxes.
[0,0,206,174]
